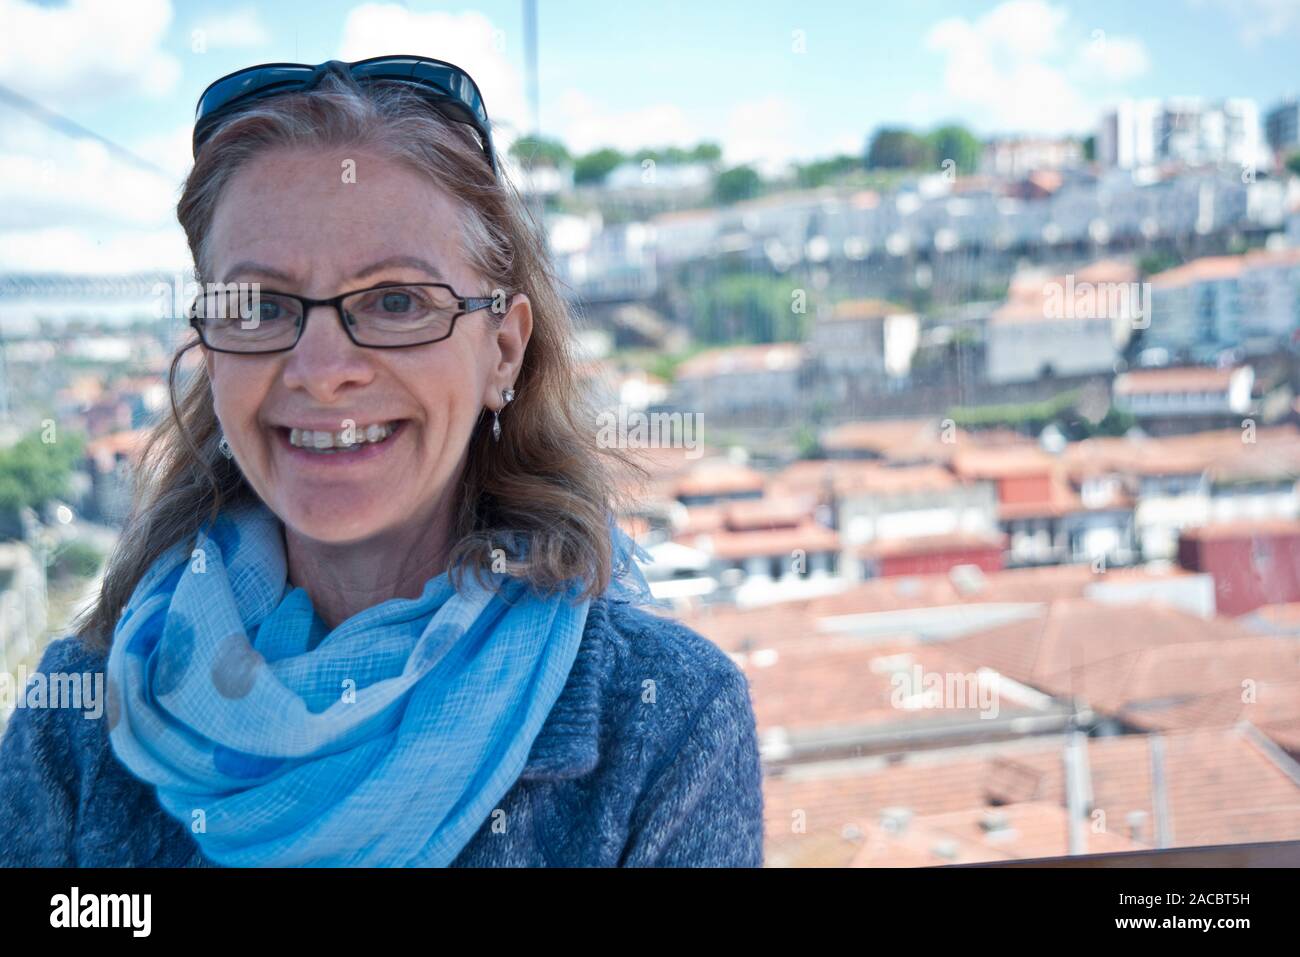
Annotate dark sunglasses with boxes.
[191,55,497,175]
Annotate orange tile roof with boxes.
[819,418,955,459]
[992,258,1141,326]
[739,639,996,736]
[674,342,803,379]
[1114,366,1238,395]
[1180,519,1300,542]
[763,726,1300,867]
[679,565,1202,656]
[679,520,841,561]
[776,462,970,506]
[672,462,766,498]
[1150,254,1247,288]
[722,496,814,530]
[858,532,1006,559]
[944,598,1254,694]
[1064,425,1300,479]
[1064,636,1300,748]
[84,429,148,470]
[848,800,1143,866]
[951,445,1057,479]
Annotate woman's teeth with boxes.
[287,421,398,452]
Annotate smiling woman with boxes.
[0,58,764,869]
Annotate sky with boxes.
[2,0,1300,273]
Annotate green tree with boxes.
[713,165,762,204]
[508,135,570,169]
[927,124,981,175]
[866,127,933,169]
[795,154,862,188]
[0,431,85,537]
[1286,150,1300,177]
[1138,251,1181,278]
[572,147,625,185]
[690,142,723,162]
[688,272,803,344]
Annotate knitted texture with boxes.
[0,596,765,867]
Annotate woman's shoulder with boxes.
[571,596,764,865]
[594,596,752,710]
[2,635,112,772]
[584,596,759,776]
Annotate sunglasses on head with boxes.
[191,55,498,176]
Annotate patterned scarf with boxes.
[105,498,653,866]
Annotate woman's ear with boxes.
[485,293,532,404]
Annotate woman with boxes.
[0,57,764,867]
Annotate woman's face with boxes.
[203,147,530,545]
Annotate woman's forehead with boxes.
[208,148,473,289]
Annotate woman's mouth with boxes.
[276,419,406,463]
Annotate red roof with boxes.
[763,725,1300,867]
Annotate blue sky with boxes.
[3,0,1300,271]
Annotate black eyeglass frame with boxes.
[191,55,498,176]
[188,281,505,354]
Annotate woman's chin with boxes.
[277,499,402,545]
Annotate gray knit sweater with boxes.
[0,596,764,867]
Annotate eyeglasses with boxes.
[191,56,497,176]
[188,282,503,354]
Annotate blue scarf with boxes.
[105,498,654,867]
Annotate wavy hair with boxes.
[73,69,646,653]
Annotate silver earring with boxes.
[218,435,234,459]
[492,388,515,443]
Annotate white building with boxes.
[1099,98,1265,171]
[1113,366,1255,420]
[985,261,1139,384]
[671,342,804,419]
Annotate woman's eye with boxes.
[380,292,412,312]
[259,300,282,321]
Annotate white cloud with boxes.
[337,4,528,143]
[0,224,190,274]
[1193,0,1300,44]
[924,0,1149,135]
[0,0,182,103]
[1079,34,1150,82]
[192,7,272,50]
[547,89,859,175]
[722,96,861,175]
[550,89,698,156]
[0,106,191,272]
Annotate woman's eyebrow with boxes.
[220,261,298,285]
[351,256,445,282]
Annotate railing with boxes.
[953,838,1300,867]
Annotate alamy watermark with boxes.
[0,667,105,719]
[596,405,703,458]
[890,665,999,719]
[153,275,264,326]
[1043,275,1150,329]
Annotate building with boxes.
[671,342,804,421]
[807,298,919,396]
[980,136,1083,179]
[985,261,1139,384]
[1145,255,1243,360]
[1114,365,1255,425]
[858,532,1006,578]
[1178,520,1300,615]
[1145,248,1300,361]
[1099,97,1264,171]
[1265,97,1300,157]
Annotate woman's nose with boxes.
[280,305,376,400]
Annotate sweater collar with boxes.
[518,597,608,781]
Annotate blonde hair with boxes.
[73,69,645,653]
